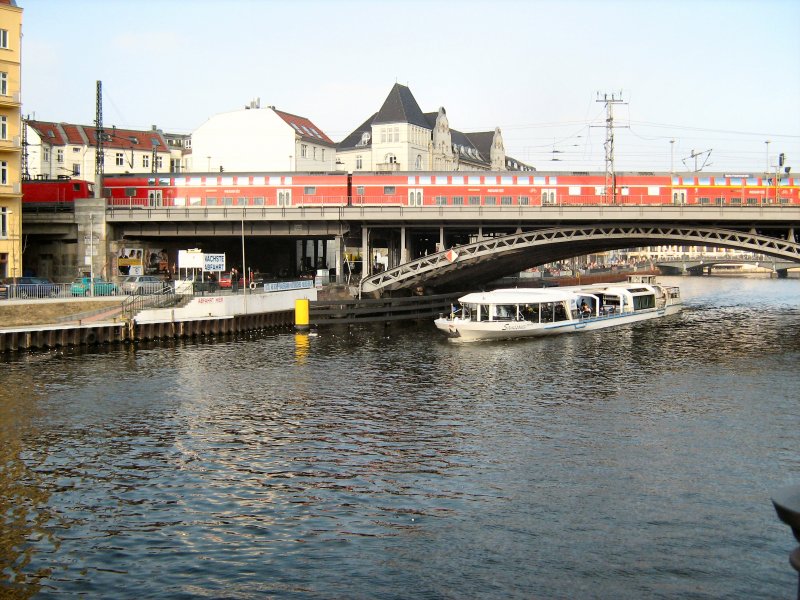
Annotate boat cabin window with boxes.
[478,304,489,322]
[494,305,517,321]
[632,293,656,310]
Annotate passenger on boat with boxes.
[580,301,591,317]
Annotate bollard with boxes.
[294,298,310,332]
[772,484,800,600]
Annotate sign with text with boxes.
[178,249,205,270]
[204,253,226,272]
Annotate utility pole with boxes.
[595,91,627,204]
[94,80,104,199]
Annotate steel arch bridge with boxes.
[359,224,800,296]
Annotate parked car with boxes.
[70,277,120,297]
[0,277,61,299]
[121,275,170,295]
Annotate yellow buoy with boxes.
[295,298,310,331]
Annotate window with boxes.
[0,72,6,95]
[237,197,247,206]
[321,149,325,161]
[746,197,759,205]
[313,147,317,160]
[1,207,7,237]
[385,154,397,164]
[72,164,80,176]
[0,115,5,140]
[142,154,150,168]
[156,156,163,169]
[356,186,365,195]
[698,197,710,205]
[57,149,64,163]
[383,186,396,195]
[501,196,512,205]
[356,156,362,170]
[415,155,422,170]
[435,196,447,206]
[115,152,124,166]
[730,197,742,205]
[468,196,480,205]
[301,144,308,158]
[206,197,218,205]
[222,197,233,206]
[0,29,7,49]
[485,196,496,205]
[518,196,530,205]
[43,148,50,162]
[452,196,464,205]
[714,197,725,205]
[3,160,10,183]
[304,186,316,195]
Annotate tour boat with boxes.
[434,275,682,342]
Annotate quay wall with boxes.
[0,288,317,353]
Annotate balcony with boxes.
[0,91,21,107]
[375,162,400,172]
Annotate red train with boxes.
[22,170,800,210]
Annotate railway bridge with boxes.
[20,200,800,293]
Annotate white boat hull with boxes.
[435,302,682,342]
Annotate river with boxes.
[1,276,798,599]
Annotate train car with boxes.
[102,172,350,208]
[26,170,797,210]
[21,176,94,210]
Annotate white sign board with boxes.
[204,253,226,272]
[178,249,205,270]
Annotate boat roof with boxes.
[459,288,580,304]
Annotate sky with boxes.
[21,0,800,174]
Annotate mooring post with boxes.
[772,484,800,600]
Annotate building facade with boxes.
[24,120,172,180]
[189,101,335,173]
[336,84,534,174]
[0,0,21,278]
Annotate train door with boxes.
[672,189,687,205]
[408,188,423,206]
[278,189,292,207]
[147,190,163,207]
[541,189,556,205]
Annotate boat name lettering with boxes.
[502,323,529,331]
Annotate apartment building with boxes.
[0,0,21,278]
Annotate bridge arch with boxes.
[360,224,800,295]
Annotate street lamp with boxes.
[89,213,95,296]
[765,140,771,174]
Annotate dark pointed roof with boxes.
[337,112,377,151]
[373,84,430,129]
[465,132,496,160]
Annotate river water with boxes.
[1,276,798,599]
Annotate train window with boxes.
[221,177,234,186]
[468,196,480,205]
[699,177,711,186]
[485,196,497,205]
[746,177,759,186]
[713,177,726,185]
[175,177,186,186]
[269,177,281,185]
[253,197,265,206]
[517,176,530,185]
[484,177,497,185]
[671,176,680,185]
[435,196,447,206]
[468,176,481,185]
[435,176,448,184]
[419,176,431,185]
[621,187,629,196]
[124,187,136,198]
[698,197,710,204]
[207,197,218,206]
[452,176,464,185]
[518,196,529,205]
[731,198,742,205]
[648,186,660,196]
[189,197,202,206]
[356,186,365,195]
[549,176,558,184]
[534,176,546,185]
[72,183,82,191]
[501,176,513,185]
[747,197,758,205]
[304,187,316,195]
[253,176,265,185]
[452,196,464,205]
[568,186,580,196]
[715,197,725,205]
[237,197,247,206]
[284,177,292,185]
[383,186,396,195]
[730,178,743,186]
[221,197,233,206]
[501,196,512,205]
